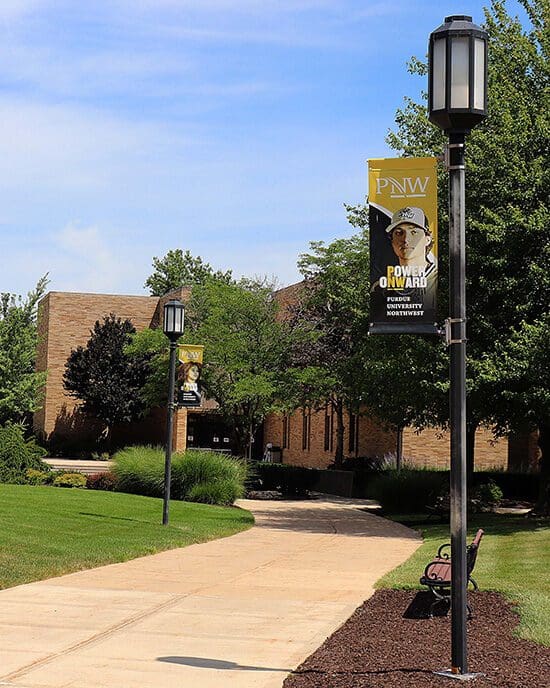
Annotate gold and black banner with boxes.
[177,345,204,407]
[368,157,439,335]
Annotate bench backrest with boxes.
[466,528,484,574]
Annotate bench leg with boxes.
[469,576,478,591]
[428,588,450,618]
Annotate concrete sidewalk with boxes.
[0,496,421,688]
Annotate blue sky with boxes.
[0,0,523,296]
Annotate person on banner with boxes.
[180,361,201,393]
[371,206,437,307]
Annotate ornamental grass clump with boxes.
[112,446,246,506]
[112,445,164,497]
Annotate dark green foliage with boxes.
[86,471,118,491]
[0,422,47,483]
[112,446,246,505]
[145,249,233,295]
[364,469,539,512]
[473,471,540,502]
[473,479,504,506]
[63,314,150,444]
[0,276,48,424]
[52,472,87,488]
[366,469,447,513]
[255,462,317,497]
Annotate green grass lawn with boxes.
[0,484,254,590]
[377,513,550,646]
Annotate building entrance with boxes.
[186,413,234,452]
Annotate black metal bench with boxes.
[419,528,484,618]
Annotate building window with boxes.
[282,414,290,449]
[302,409,311,451]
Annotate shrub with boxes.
[366,468,448,513]
[112,445,165,497]
[187,479,243,506]
[170,450,247,502]
[473,471,539,502]
[52,472,87,488]
[0,422,48,482]
[473,479,504,506]
[112,446,246,505]
[86,471,118,491]
[25,468,52,485]
[255,463,317,497]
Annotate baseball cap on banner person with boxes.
[385,207,429,234]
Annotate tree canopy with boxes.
[189,279,293,457]
[63,315,150,445]
[145,249,233,296]
[0,275,48,426]
[386,0,550,473]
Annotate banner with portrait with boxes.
[177,345,204,407]
[368,157,439,335]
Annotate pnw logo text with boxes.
[376,176,430,198]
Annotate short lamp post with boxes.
[428,16,488,679]
[162,299,185,526]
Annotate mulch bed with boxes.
[284,590,549,688]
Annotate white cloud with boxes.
[51,223,123,293]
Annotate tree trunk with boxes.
[333,398,345,469]
[466,420,478,488]
[247,420,253,461]
[396,425,404,472]
[535,423,550,515]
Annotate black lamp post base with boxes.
[434,670,485,681]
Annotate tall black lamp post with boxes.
[428,16,488,679]
[162,299,185,526]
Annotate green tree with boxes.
[124,327,169,409]
[63,315,150,447]
[145,249,233,296]
[387,0,550,474]
[0,276,48,425]
[294,206,448,468]
[189,279,292,458]
[482,316,550,512]
[291,220,371,467]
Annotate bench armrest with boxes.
[422,558,451,583]
[436,543,451,559]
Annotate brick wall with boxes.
[264,407,396,468]
[264,409,510,471]
[34,292,160,442]
[402,426,507,470]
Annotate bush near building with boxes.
[112,446,247,506]
[0,422,48,483]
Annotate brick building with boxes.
[33,288,225,454]
[34,287,539,471]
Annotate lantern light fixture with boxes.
[163,299,185,341]
[428,15,488,133]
